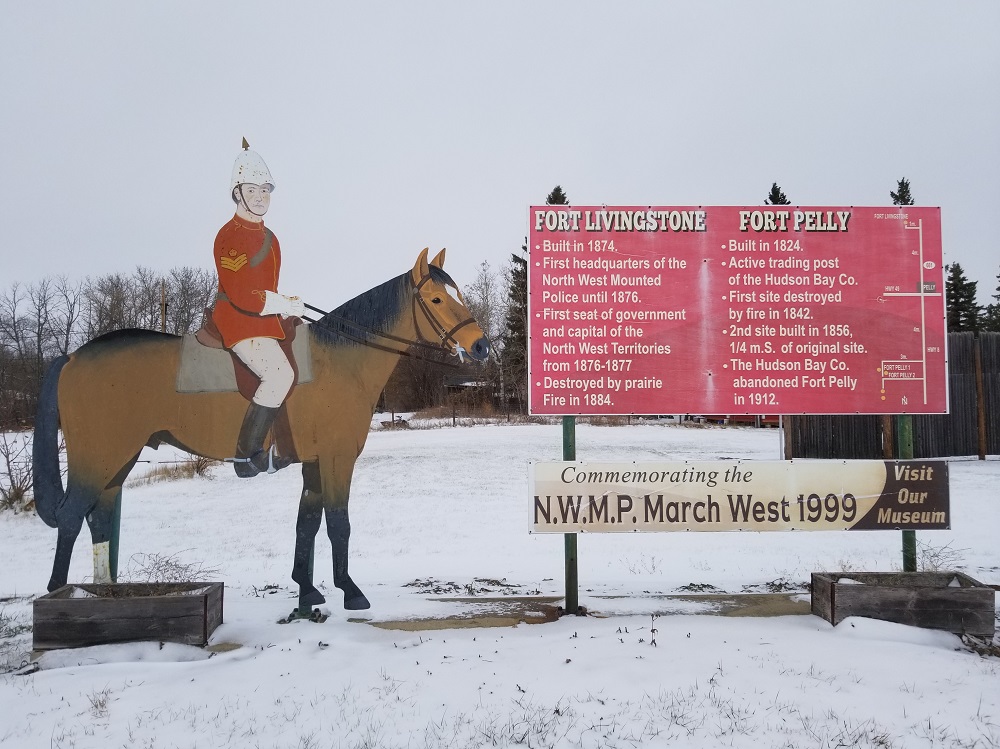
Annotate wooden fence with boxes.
[786,332,999,459]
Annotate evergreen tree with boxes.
[891,178,914,206]
[500,186,568,412]
[500,247,528,411]
[547,185,569,206]
[764,182,790,205]
[981,267,1000,332]
[945,262,981,332]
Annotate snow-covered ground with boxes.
[1,420,997,748]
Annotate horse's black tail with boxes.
[33,355,69,528]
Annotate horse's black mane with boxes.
[310,265,457,348]
[311,271,411,347]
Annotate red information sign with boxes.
[527,206,946,416]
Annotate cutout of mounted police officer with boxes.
[213,140,303,477]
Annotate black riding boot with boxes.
[233,402,282,478]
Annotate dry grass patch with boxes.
[127,455,219,486]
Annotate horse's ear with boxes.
[412,248,430,284]
[430,248,446,269]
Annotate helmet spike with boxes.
[242,137,250,150]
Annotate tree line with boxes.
[2,179,998,430]
[0,267,217,428]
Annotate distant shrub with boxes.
[0,431,33,514]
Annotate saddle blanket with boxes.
[176,329,314,393]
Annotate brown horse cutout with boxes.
[33,249,489,611]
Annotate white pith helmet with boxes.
[231,138,275,195]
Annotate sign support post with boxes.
[562,416,579,614]
[896,414,917,571]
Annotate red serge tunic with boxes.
[211,214,285,348]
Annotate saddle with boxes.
[194,311,302,399]
[181,311,311,463]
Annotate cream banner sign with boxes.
[531,460,948,533]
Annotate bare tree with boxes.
[0,287,21,427]
[463,260,505,345]
[0,431,34,512]
[167,266,217,334]
[26,278,56,374]
[133,265,162,331]
[0,283,27,360]
[0,281,59,425]
[83,266,217,337]
[84,271,131,337]
[461,260,504,407]
[49,276,86,355]
[0,265,220,428]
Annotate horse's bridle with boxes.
[410,269,479,360]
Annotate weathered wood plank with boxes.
[811,572,994,637]
[33,582,224,650]
[810,574,833,623]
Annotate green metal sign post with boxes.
[896,414,917,571]
[562,416,579,614]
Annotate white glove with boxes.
[261,291,305,318]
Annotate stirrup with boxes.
[265,444,296,473]
[226,446,290,475]
[225,450,267,477]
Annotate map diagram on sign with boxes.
[527,206,947,417]
[876,218,941,407]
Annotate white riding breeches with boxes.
[230,336,295,408]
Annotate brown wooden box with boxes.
[33,582,224,651]
[811,572,994,637]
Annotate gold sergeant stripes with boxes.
[220,254,248,272]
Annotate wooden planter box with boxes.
[811,572,994,637]
[33,582,224,651]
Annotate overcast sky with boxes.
[3,2,998,310]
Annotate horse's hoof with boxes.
[299,587,326,607]
[344,594,371,611]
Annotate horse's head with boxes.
[410,248,490,362]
